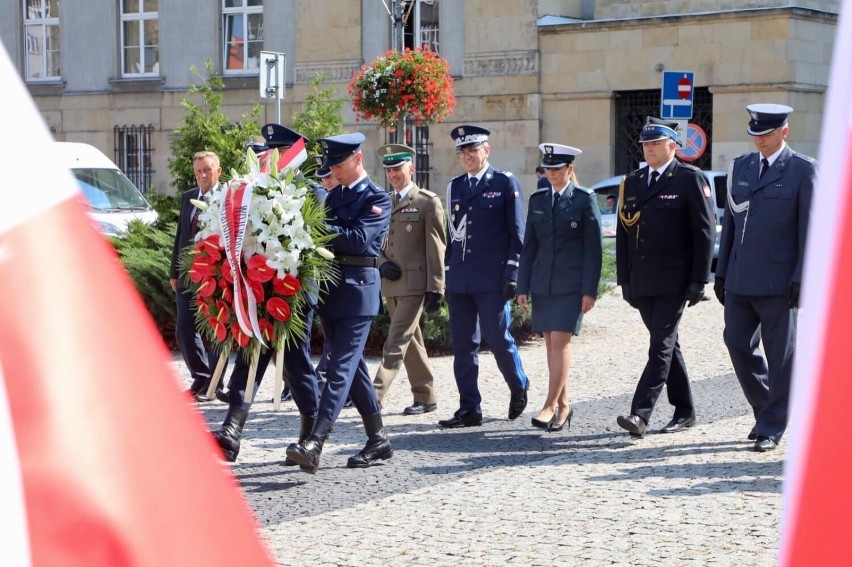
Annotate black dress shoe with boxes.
[438,410,483,428]
[748,426,757,441]
[508,381,529,420]
[214,388,229,404]
[617,414,647,438]
[754,437,778,452]
[403,402,437,415]
[660,415,696,434]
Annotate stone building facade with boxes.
[0,0,839,195]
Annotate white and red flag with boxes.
[0,46,273,566]
[781,1,852,564]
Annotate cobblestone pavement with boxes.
[179,286,783,566]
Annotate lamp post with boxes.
[390,0,407,143]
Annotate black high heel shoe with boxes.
[531,412,556,430]
[549,407,574,433]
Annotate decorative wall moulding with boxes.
[463,50,539,77]
[294,60,363,84]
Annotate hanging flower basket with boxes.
[348,47,456,129]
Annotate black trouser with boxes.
[631,294,694,424]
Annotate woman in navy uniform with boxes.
[517,144,602,432]
[714,104,816,452]
[286,132,394,474]
[437,125,530,428]
[615,119,715,439]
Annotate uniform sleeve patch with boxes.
[371,205,383,214]
[702,184,711,199]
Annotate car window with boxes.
[73,168,150,211]
[593,185,619,214]
[712,174,727,210]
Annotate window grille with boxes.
[114,125,155,193]
[614,87,714,174]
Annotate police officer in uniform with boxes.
[286,132,393,474]
[615,118,715,439]
[438,125,530,428]
[714,104,816,452]
[517,143,602,432]
[213,124,324,464]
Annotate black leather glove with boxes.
[621,284,637,308]
[686,281,705,307]
[423,292,443,314]
[379,261,402,281]
[502,280,517,302]
[713,278,725,306]
[789,282,801,309]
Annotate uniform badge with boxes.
[371,205,383,214]
[406,224,413,232]
[702,184,711,198]
[571,221,578,228]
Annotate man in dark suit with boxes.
[615,118,715,438]
[714,104,816,452]
[438,124,530,428]
[212,125,325,464]
[286,132,393,474]
[169,150,227,402]
[373,144,446,415]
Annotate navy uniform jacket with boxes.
[319,177,391,320]
[444,166,525,294]
[715,145,816,295]
[518,183,603,298]
[616,161,715,297]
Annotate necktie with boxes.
[552,190,561,212]
[649,170,660,188]
[190,209,198,236]
[393,192,400,207]
[468,176,478,196]
[759,158,769,179]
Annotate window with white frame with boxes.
[23,0,61,81]
[223,0,263,73]
[121,0,160,77]
[403,0,440,53]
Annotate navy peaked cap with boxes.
[746,104,793,136]
[451,124,490,148]
[262,123,309,148]
[318,132,366,167]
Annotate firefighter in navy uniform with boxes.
[437,124,530,428]
[615,118,715,439]
[286,132,393,474]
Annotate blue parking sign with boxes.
[661,71,694,120]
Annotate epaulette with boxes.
[625,169,642,178]
[419,188,439,198]
[792,152,817,164]
[493,169,514,178]
[679,161,701,171]
[450,173,467,182]
[530,187,550,197]
[574,185,593,194]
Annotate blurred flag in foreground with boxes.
[781,1,852,565]
[0,46,273,565]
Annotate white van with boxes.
[54,141,158,237]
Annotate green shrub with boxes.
[111,219,178,347]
